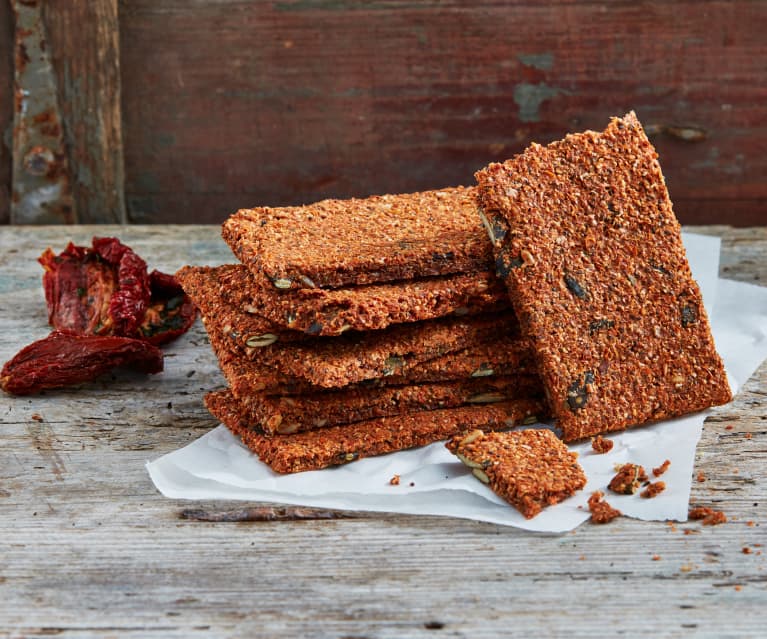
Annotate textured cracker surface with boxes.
[176,265,305,352]
[226,311,520,388]
[214,263,508,336]
[206,390,546,473]
[234,375,544,434]
[446,429,586,518]
[222,186,492,289]
[206,317,537,396]
[475,112,731,441]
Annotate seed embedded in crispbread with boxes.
[446,429,586,518]
[222,186,493,290]
[205,390,546,473]
[475,112,731,442]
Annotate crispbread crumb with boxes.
[689,506,727,525]
[591,434,613,454]
[653,459,671,477]
[608,463,648,495]
[640,481,666,499]
[588,491,622,524]
[446,429,586,519]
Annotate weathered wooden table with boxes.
[1,225,765,638]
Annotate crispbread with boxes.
[475,112,731,442]
[446,429,586,518]
[235,375,545,434]
[214,263,508,336]
[222,187,492,290]
[206,316,537,396]
[206,390,546,473]
[210,310,518,388]
[176,265,304,352]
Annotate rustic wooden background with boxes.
[1,1,766,225]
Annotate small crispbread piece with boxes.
[222,187,492,290]
[205,390,545,473]
[475,112,731,442]
[237,376,545,435]
[446,429,586,518]
[214,263,508,336]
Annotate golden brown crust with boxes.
[446,429,586,519]
[475,112,731,442]
[215,263,508,337]
[205,315,537,395]
[206,390,545,473]
[176,265,306,352]
[235,375,545,435]
[588,491,622,524]
[215,310,519,388]
[222,187,493,290]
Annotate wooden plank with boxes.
[0,0,13,224]
[42,0,126,224]
[118,0,767,225]
[0,225,765,637]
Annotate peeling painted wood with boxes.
[42,0,126,224]
[9,0,75,224]
[0,225,765,637]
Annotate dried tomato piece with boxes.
[1,330,164,396]
[39,242,117,334]
[93,237,151,336]
[139,270,198,345]
[38,237,195,345]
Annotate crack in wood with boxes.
[179,506,362,522]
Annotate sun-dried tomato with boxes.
[38,237,195,344]
[2,237,198,396]
[0,330,164,395]
[139,270,198,345]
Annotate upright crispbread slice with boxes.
[205,390,546,473]
[222,187,492,290]
[213,263,508,336]
[446,429,586,519]
[234,375,545,435]
[475,112,731,442]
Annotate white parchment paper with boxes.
[147,234,767,531]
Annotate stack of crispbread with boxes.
[177,113,733,499]
[176,187,546,473]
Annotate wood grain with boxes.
[42,0,126,223]
[118,0,767,224]
[0,225,765,637]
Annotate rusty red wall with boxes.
[3,1,767,225]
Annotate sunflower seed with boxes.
[472,468,490,484]
[382,355,405,376]
[467,392,507,404]
[460,429,484,446]
[456,452,484,469]
[272,277,292,289]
